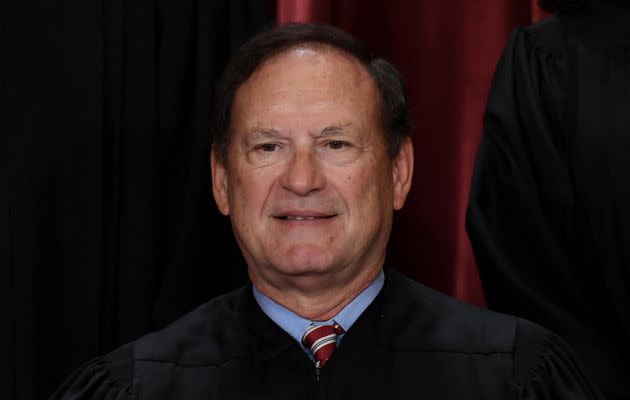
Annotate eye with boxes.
[326,140,347,150]
[255,143,279,152]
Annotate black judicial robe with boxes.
[50,270,601,399]
[467,2,630,399]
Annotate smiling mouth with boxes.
[273,210,337,222]
[276,215,336,221]
[278,215,334,221]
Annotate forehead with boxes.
[231,46,381,129]
[248,45,373,92]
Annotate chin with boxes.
[271,246,338,276]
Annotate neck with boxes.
[250,264,382,321]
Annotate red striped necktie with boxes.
[301,323,345,368]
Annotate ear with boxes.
[211,146,230,216]
[392,137,414,210]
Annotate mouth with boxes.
[277,215,336,221]
[272,210,337,221]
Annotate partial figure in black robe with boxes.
[467,1,630,398]
[50,269,601,399]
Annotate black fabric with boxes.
[539,0,630,13]
[50,269,602,399]
[467,3,630,399]
[2,1,267,399]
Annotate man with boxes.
[51,23,601,399]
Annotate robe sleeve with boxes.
[466,22,584,329]
[514,319,604,400]
[48,344,135,400]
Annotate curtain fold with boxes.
[3,1,266,398]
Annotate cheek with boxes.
[228,167,278,213]
[333,168,376,208]
[344,163,393,213]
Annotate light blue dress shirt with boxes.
[252,269,385,357]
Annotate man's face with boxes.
[212,47,412,288]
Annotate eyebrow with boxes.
[244,123,352,141]
[246,127,283,140]
[319,124,351,137]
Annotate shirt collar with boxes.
[252,269,385,347]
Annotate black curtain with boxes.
[2,1,268,398]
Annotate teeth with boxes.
[286,216,317,220]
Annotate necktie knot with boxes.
[301,323,345,368]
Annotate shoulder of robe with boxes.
[50,286,254,399]
[384,271,603,398]
[383,270,519,354]
[133,286,251,367]
[520,15,567,61]
[512,319,605,399]
[49,344,134,400]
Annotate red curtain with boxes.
[276,0,548,306]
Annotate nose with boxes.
[280,148,326,196]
